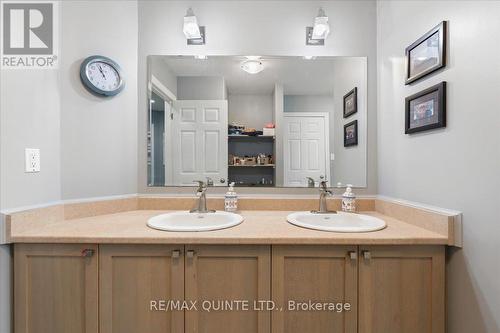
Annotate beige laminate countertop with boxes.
[9,210,449,245]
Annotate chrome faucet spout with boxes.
[312,181,336,214]
[190,180,215,213]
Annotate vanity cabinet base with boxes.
[14,244,98,333]
[358,245,445,333]
[272,245,358,333]
[13,244,444,333]
[99,244,184,333]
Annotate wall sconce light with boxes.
[306,8,330,46]
[183,8,206,45]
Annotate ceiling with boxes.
[156,55,356,95]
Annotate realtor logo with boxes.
[1,1,58,69]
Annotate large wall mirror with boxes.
[147,55,367,188]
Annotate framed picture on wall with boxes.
[405,82,446,134]
[343,87,357,118]
[405,21,447,85]
[344,120,358,147]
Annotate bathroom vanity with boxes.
[14,243,444,333]
[7,198,458,333]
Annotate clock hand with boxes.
[98,65,106,79]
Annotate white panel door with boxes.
[283,113,329,187]
[172,100,228,186]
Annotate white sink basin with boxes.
[147,211,243,232]
[287,211,386,233]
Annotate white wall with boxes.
[284,95,334,113]
[177,76,226,100]
[60,0,138,200]
[377,1,500,332]
[149,56,178,97]
[0,68,61,210]
[229,94,273,129]
[332,57,367,187]
[138,0,378,195]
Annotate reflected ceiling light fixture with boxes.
[183,8,206,45]
[303,55,316,60]
[241,56,264,74]
[306,8,330,46]
[194,55,208,60]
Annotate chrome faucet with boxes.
[312,181,336,214]
[190,180,216,213]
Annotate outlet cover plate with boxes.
[25,148,40,172]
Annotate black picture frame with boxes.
[405,21,447,85]
[405,82,446,134]
[343,87,357,118]
[344,120,358,147]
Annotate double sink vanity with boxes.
[6,191,461,333]
[147,184,387,233]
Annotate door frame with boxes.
[148,75,176,185]
[282,112,331,186]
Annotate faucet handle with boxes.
[193,180,207,192]
[319,181,332,194]
[306,177,315,187]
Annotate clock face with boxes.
[86,61,121,92]
[80,56,124,97]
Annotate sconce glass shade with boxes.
[183,10,201,39]
[312,16,330,39]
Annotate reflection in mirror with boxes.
[147,56,367,188]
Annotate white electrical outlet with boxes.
[25,148,40,173]
[330,153,335,161]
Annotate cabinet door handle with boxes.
[186,250,195,258]
[362,250,371,260]
[348,251,357,260]
[172,250,181,258]
[81,249,95,258]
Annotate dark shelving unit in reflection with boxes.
[228,135,275,187]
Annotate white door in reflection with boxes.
[283,113,330,187]
[171,100,228,186]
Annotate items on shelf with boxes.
[263,123,275,136]
[229,154,274,166]
[228,123,245,135]
[257,153,272,165]
[229,179,274,187]
[229,122,275,137]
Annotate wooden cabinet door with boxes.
[14,243,98,333]
[185,245,271,333]
[272,245,358,333]
[99,244,184,333]
[358,245,445,333]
